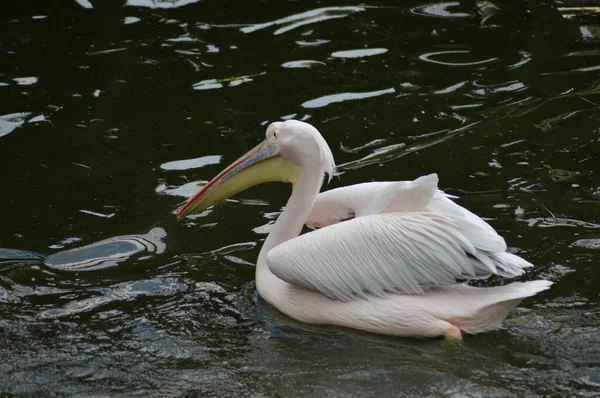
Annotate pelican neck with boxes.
[260,164,324,259]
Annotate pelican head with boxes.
[176,120,336,219]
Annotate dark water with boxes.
[1,0,600,396]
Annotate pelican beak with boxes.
[176,139,300,220]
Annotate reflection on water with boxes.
[281,60,325,69]
[331,48,388,58]
[240,6,365,35]
[125,0,202,8]
[160,155,222,171]
[302,88,396,109]
[418,50,498,66]
[45,228,167,271]
[192,72,267,91]
[411,2,473,18]
[1,0,599,396]
[0,112,28,137]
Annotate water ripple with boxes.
[302,88,395,109]
[0,112,30,138]
[240,6,365,35]
[419,50,497,66]
[331,48,388,58]
[125,0,202,8]
[192,72,266,91]
[411,2,473,18]
[45,228,167,271]
[282,60,325,69]
[38,278,187,320]
[160,155,222,171]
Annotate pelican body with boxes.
[177,120,551,340]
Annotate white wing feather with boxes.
[307,174,443,228]
[267,212,531,301]
[307,174,507,253]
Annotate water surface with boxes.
[1,0,600,396]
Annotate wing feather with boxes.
[306,174,438,228]
[306,175,507,256]
[268,212,523,301]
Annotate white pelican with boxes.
[177,120,551,340]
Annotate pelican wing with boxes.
[426,194,506,253]
[307,174,439,228]
[267,212,532,301]
[307,174,507,253]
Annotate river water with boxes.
[1,0,599,396]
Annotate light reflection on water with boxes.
[1,0,599,396]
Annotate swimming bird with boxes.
[176,120,551,340]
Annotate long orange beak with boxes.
[176,139,299,220]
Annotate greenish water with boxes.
[1,0,600,396]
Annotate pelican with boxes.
[176,120,551,340]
